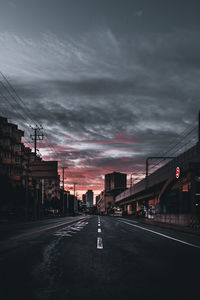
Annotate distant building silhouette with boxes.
[97,172,127,215]
[105,171,127,192]
[86,190,94,207]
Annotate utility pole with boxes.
[25,169,29,219]
[30,125,44,159]
[73,183,77,213]
[41,178,44,217]
[73,183,77,196]
[61,167,67,215]
[198,111,200,142]
[130,172,145,187]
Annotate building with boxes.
[30,160,60,207]
[105,172,127,192]
[82,193,86,204]
[0,116,24,187]
[97,172,127,215]
[0,116,61,218]
[0,117,29,216]
[63,190,77,215]
[96,195,100,206]
[86,190,94,207]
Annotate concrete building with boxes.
[0,117,30,216]
[86,190,94,207]
[63,190,77,215]
[105,172,127,192]
[82,193,86,204]
[30,160,60,206]
[97,172,127,215]
[0,117,61,218]
[96,195,100,206]
[0,116,24,187]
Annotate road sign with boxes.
[176,167,180,179]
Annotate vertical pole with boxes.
[145,159,149,189]
[73,183,76,214]
[34,128,37,158]
[67,192,69,210]
[30,126,43,159]
[146,159,148,178]
[62,167,65,215]
[198,111,200,142]
[36,181,40,219]
[25,171,29,219]
[130,174,132,188]
[41,179,44,205]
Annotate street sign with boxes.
[176,167,180,179]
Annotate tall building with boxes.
[82,193,86,204]
[97,172,127,215]
[105,172,127,192]
[0,116,61,217]
[0,116,24,187]
[86,190,94,207]
[30,160,60,203]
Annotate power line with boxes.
[0,71,38,127]
[131,123,198,177]
[0,70,62,162]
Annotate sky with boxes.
[0,0,200,199]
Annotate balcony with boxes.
[10,174,21,181]
[2,158,12,164]
[0,144,12,151]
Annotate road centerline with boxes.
[97,237,103,249]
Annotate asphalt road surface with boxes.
[0,215,200,300]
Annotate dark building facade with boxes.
[86,190,94,207]
[105,172,127,192]
[82,193,86,203]
[0,116,61,218]
[0,116,24,187]
[97,172,127,215]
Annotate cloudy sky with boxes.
[0,0,200,198]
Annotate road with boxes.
[0,215,200,300]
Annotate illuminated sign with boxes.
[176,167,180,179]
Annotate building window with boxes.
[5,165,11,174]
[14,168,21,175]
[5,126,12,134]
[15,156,21,163]
[15,144,21,151]
[5,139,11,146]
[5,152,11,158]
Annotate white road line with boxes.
[97,237,103,249]
[98,228,101,233]
[119,220,200,249]
[98,223,101,227]
[118,217,138,224]
[10,216,90,240]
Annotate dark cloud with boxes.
[0,1,200,194]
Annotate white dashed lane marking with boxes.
[97,237,103,249]
[97,216,103,249]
